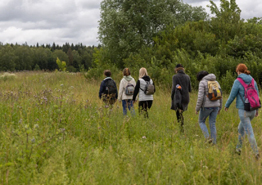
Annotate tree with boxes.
[53,50,69,64]
[0,44,17,71]
[13,45,33,70]
[98,0,207,67]
[56,58,67,71]
[208,0,243,43]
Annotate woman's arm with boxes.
[133,80,140,101]
[118,79,124,101]
[195,81,205,112]
[225,80,239,108]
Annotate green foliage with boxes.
[0,44,16,71]
[0,43,96,72]
[208,0,243,43]
[98,0,207,67]
[1,72,262,184]
[90,0,262,91]
[34,64,41,71]
[56,57,67,72]
[221,70,236,93]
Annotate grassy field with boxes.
[0,72,262,184]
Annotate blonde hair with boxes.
[139,67,148,78]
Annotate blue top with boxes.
[225,73,259,109]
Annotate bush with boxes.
[0,72,17,81]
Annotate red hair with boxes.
[236,63,250,75]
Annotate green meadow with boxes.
[0,72,262,184]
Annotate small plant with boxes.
[56,57,67,72]
[0,72,17,81]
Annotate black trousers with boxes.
[139,100,153,118]
[176,109,184,132]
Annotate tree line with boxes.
[88,0,262,92]
[0,42,98,72]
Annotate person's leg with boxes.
[236,118,244,152]
[139,101,143,115]
[208,107,219,144]
[127,99,135,116]
[139,101,147,117]
[199,108,212,141]
[176,110,181,123]
[144,101,148,118]
[180,110,184,132]
[176,109,184,133]
[147,100,153,109]
[122,100,127,115]
[242,110,259,154]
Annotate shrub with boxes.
[0,72,17,81]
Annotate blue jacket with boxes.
[99,77,118,99]
[225,73,259,109]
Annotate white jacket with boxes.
[138,78,154,101]
[118,77,136,101]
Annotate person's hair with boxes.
[236,63,251,75]
[123,68,131,76]
[197,71,209,81]
[139,67,148,78]
[175,64,184,68]
[104,70,111,77]
[175,64,184,73]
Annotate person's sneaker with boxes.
[255,153,260,160]
[206,138,213,144]
[235,148,241,155]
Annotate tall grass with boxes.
[0,72,262,184]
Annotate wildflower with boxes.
[142,136,147,139]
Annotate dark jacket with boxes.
[133,76,155,101]
[171,70,191,110]
[99,77,118,99]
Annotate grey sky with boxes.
[0,0,261,46]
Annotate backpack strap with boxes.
[237,78,248,88]
[139,79,149,92]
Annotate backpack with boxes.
[206,81,222,101]
[125,82,135,95]
[104,79,117,98]
[237,78,261,111]
[141,80,155,95]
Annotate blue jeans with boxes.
[122,100,135,116]
[199,107,219,144]
[236,109,258,154]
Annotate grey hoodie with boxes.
[195,74,222,112]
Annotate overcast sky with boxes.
[0,0,261,46]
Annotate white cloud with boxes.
[0,0,262,46]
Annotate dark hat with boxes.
[175,64,184,68]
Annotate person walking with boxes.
[171,64,191,133]
[195,71,222,144]
[133,67,155,118]
[99,70,118,106]
[118,68,136,116]
[225,63,260,159]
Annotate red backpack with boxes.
[237,78,261,111]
